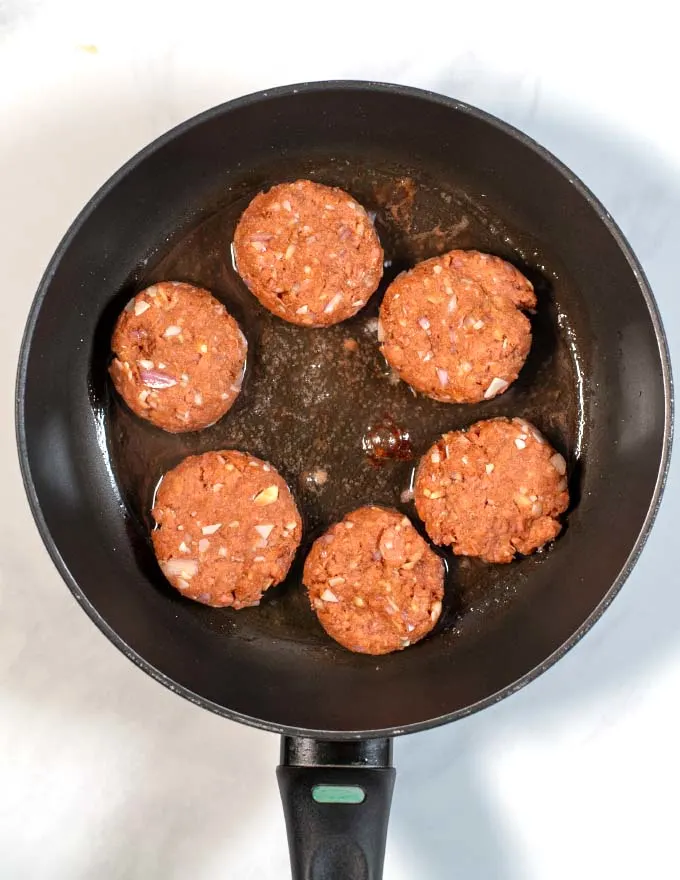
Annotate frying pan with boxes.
[16,81,672,879]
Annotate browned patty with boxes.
[303,506,444,655]
[379,250,536,403]
[152,450,302,608]
[415,418,569,563]
[233,180,384,327]
[110,282,247,432]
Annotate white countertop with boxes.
[1,2,678,877]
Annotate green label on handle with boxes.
[312,784,366,805]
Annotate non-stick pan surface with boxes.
[16,82,672,740]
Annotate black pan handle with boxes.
[277,736,396,880]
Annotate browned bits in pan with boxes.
[362,417,415,465]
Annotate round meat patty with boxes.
[415,418,569,563]
[303,506,444,655]
[110,281,247,433]
[152,450,302,608]
[233,180,383,327]
[379,250,536,403]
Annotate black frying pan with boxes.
[16,82,672,879]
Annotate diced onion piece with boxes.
[140,369,177,389]
[161,558,198,579]
[254,524,274,540]
[324,293,343,314]
[484,377,509,399]
[550,453,567,475]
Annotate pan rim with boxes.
[15,79,674,740]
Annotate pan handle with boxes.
[277,736,396,880]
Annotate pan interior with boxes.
[105,154,583,649]
[21,86,668,735]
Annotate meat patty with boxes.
[303,506,444,654]
[152,450,302,608]
[110,281,247,433]
[379,250,536,403]
[233,180,383,327]
[415,418,569,563]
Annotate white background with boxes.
[1,1,679,877]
